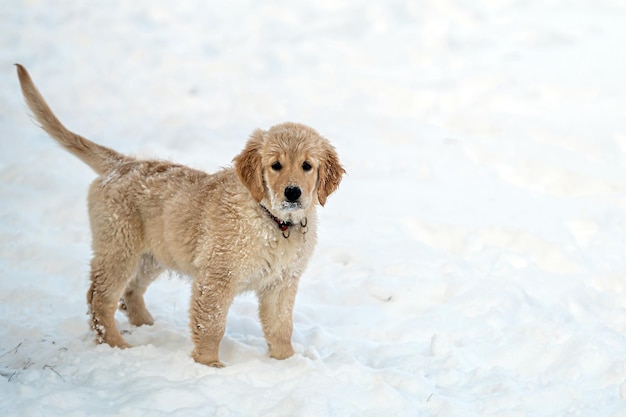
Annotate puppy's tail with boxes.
[15,64,130,175]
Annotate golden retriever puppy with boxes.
[16,64,344,367]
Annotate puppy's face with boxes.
[262,141,318,216]
[234,122,344,221]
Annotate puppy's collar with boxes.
[260,204,308,239]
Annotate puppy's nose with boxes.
[284,186,302,202]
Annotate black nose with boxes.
[284,186,302,202]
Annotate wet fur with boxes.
[16,64,344,367]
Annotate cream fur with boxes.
[16,64,344,367]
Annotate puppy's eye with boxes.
[302,161,312,171]
[271,161,282,171]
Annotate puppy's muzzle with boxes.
[284,186,302,202]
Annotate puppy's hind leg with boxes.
[120,253,163,326]
[86,220,143,348]
[88,254,137,348]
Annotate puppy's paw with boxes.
[192,349,225,368]
[269,344,295,360]
[128,310,155,327]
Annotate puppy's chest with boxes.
[236,231,312,293]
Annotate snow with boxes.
[2,0,626,415]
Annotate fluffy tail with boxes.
[15,64,130,175]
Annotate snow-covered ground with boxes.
[2,1,626,415]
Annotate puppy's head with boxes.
[234,122,345,220]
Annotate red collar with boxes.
[260,205,308,238]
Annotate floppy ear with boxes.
[234,129,265,202]
[317,142,345,206]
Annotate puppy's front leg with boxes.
[190,279,234,368]
[257,276,299,360]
